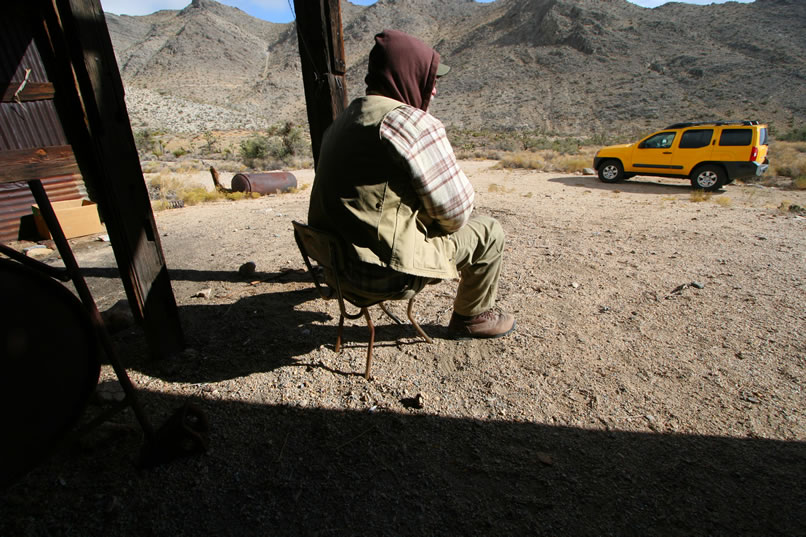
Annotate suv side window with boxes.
[719,129,752,146]
[759,127,768,145]
[679,129,714,149]
[640,132,676,149]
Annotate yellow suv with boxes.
[593,121,769,191]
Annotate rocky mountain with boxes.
[105,0,806,137]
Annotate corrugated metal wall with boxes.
[1,7,84,242]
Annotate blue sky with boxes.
[100,0,754,23]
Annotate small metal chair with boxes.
[292,221,432,379]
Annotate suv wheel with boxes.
[690,165,725,191]
[598,160,624,183]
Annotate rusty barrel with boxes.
[230,172,297,195]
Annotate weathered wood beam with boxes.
[294,0,347,166]
[1,81,56,102]
[0,145,79,183]
[34,0,185,358]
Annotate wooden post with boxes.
[293,0,347,167]
[35,0,185,358]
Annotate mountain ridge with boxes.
[106,0,806,136]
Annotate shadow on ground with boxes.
[549,176,726,195]
[79,266,312,284]
[2,390,804,536]
[112,285,443,383]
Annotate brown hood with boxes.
[364,29,440,112]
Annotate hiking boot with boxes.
[447,310,516,340]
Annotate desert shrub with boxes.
[240,135,270,164]
[772,141,806,187]
[201,130,218,155]
[778,126,806,142]
[238,124,311,169]
[134,129,156,155]
[134,128,167,157]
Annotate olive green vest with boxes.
[308,95,458,279]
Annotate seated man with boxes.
[307,29,515,339]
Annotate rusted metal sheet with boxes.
[0,10,83,242]
[0,175,82,242]
[0,9,49,88]
[231,171,297,194]
[0,100,69,151]
[0,7,60,151]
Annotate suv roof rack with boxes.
[664,120,760,129]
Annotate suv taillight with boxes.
[749,146,758,161]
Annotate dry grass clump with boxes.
[690,190,712,202]
[498,148,595,173]
[553,155,591,173]
[487,183,515,193]
[772,141,806,189]
[148,174,262,211]
[499,152,546,170]
[714,196,732,207]
[778,200,806,215]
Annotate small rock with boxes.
[192,288,212,299]
[582,168,596,176]
[24,245,53,258]
[571,282,580,289]
[401,393,425,409]
[691,281,705,289]
[536,452,553,466]
[239,261,257,277]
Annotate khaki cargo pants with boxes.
[442,215,505,317]
[337,215,505,317]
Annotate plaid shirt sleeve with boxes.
[380,105,475,234]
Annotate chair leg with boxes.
[379,301,404,325]
[363,307,374,380]
[336,314,345,353]
[407,297,433,344]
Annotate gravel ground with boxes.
[2,162,805,536]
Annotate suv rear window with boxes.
[719,129,752,146]
[679,129,713,149]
